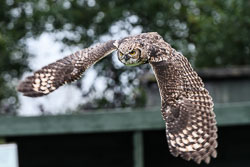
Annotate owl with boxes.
[17,32,217,164]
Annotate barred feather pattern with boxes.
[150,48,218,164]
[17,40,117,97]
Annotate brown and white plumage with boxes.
[17,32,217,164]
[17,40,116,97]
[150,49,217,164]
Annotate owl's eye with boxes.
[130,50,136,55]
[119,52,123,57]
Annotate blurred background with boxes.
[0,0,250,167]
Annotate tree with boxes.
[0,0,249,114]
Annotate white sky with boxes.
[18,21,143,116]
[18,33,87,116]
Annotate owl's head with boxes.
[113,37,148,66]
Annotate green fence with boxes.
[1,102,250,167]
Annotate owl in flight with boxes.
[18,32,217,164]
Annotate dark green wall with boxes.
[144,125,250,167]
[7,125,250,167]
[7,132,133,167]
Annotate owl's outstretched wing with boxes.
[17,40,117,97]
[150,50,217,164]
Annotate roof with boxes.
[140,66,250,83]
[198,66,250,80]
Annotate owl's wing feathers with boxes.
[150,51,217,164]
[17,40,117,97]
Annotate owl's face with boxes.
[116,40,148,66]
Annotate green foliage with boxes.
[0,138,5,144]
[0,0,249,114]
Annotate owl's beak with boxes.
[124,54,130,61]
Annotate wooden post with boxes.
[133,131,144,167]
